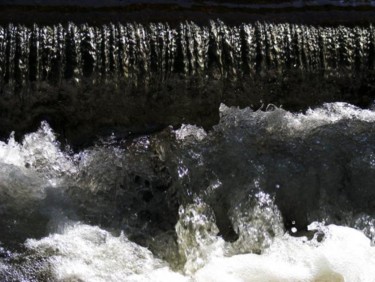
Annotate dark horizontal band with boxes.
[0,1,374,26]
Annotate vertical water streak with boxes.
[0,26,6,93]
[50,24,65,85]
[28,24,39,84]
[14,25,29,93]
[134,23,150,87]
[80,24,96,80]
[159,23,168,79]
[108,24,118,82]
[320,28,329,72]
[209,21,224,79]
[64,23,80,82]
[126,24,137,87]
[292,25,303,71]
[354,27,366,72]
[116,24,128,81]
[241,24,256,77]
[254,22,266,75]
[281,24,298,69]
[265,23,281,73]
[178,22,189,77]
[369,25,375,70]
[197,25,210,77]
[165,23,177,79]
[40,26,52,82]
[186,23,197,76]
[5,24,16,89]
[221,23,241,79]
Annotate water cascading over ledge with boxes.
[0,21,375,146]
[1,3,375,281]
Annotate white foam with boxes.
[218,102,375,136]
[25,223,187,282]
[175,124,207,141]
[0,121,76,180]
[195,224,375,282]
[0,132,24,167]
[25,223,375,282]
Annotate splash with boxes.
[0,121,75,179]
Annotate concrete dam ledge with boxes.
[0,1,375,26]
[0,21,374,147]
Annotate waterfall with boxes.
[0,21,373,144]
[0,21,374,94]
[1,5,375,281]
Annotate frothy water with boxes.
[25,224,186,282]
[195,223,375,282]
[20,223,375,282]
[1,102,375,281]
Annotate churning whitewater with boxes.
[1,102,375,281]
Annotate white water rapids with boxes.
[0,102,375,281]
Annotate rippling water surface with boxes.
[1,102,375,281]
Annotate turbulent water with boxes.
[0,101,374,281]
